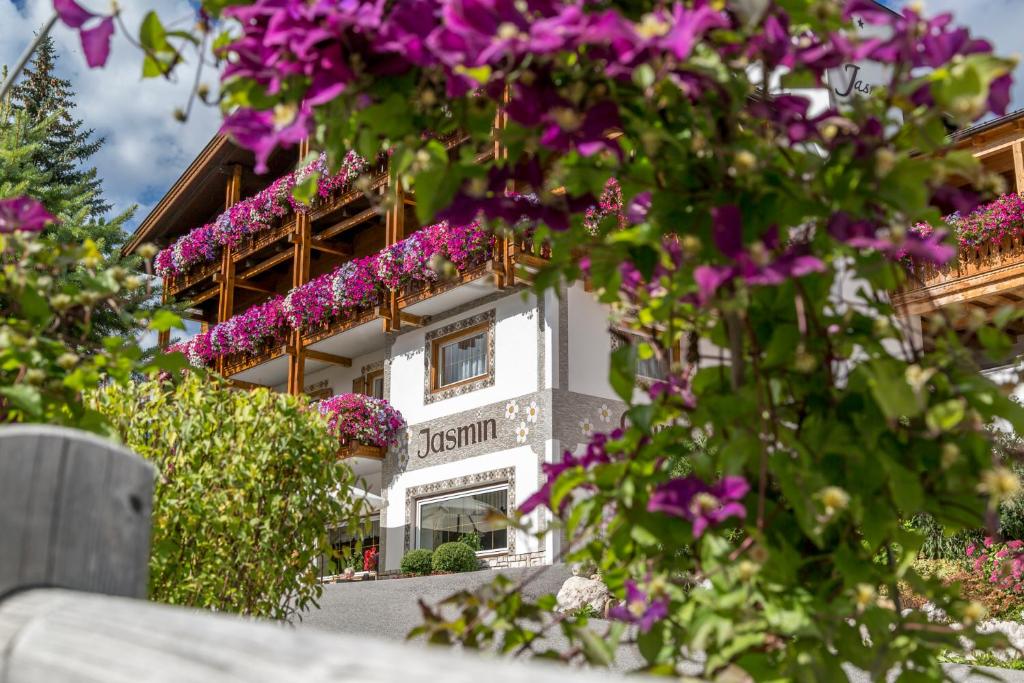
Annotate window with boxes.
[430,323,489,391]
[352,369,384,399]
[417,486,508,553]
[424,310,496,403]
[366,370,384,399]
[613,330,672,382]
[320,515,380,578]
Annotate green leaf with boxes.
[148,309,184,333]
[863,361,920,419]
[0,384,42,417]
[292,173,319,206]
[978,325,1012,359]
[924,399,965,433]
[609,345,637,403]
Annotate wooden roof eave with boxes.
[122,134,233,258]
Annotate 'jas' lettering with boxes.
[834,64,873,98]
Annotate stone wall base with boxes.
[482,551,546,569]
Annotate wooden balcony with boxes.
[893,236,1024,315]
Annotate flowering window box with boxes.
[318,394,404,458]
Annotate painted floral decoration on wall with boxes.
[515,421,530,444]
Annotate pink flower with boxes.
[53,0,115,68]
[694,205,824,305]
[648,474,749,538]
[318,394,405,448]
[0,197,56,233]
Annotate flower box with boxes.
[318,394,405,451]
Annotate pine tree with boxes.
[9,34,111,218]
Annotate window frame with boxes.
[415,484,510,556]
[429,321,491,393]
[611,329,679,383]
[365,369,385,399]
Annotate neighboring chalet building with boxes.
[126,135,649,575]
[894,109,1024,388]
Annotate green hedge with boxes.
[401,549,434,575]
[91,374,361,620]
[432,542,479,573]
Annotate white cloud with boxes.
[0,0,221,229]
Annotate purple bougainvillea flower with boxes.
[221,104,312,174]
[0,197,56,233]
[520,429,621,514]
[80,17,114,68]
[626,191,652,224]
[989,74,1013,117]
[827,212,954,264]
[659,2,730,60]
[53,0,94,28]
[648,475,749,537]
[694,205,825,304]
[54,0,115,67]
[607,580,669,632]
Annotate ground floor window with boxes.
[321,516,380,576]
[417,485,508,553]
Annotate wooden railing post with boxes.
[0,425,155,600]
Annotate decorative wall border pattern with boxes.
[422,308,496,404]
[403,466,515,554]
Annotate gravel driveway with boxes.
[298,564,1024,682]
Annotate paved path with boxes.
[299,564,1024,681]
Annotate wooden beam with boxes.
[228,378,266,391]
[1014,141,1024,194]
[318,207,379,240]
[237,249,293,280]
[191,284,220,306]
[301,348,353,367]
[399,312,424,327]
[288,233,352,258]
[227,278,276,295]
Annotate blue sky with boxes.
[1,0,1022,234]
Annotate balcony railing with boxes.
[894,193,1024,314]
[169,219,547,383]
[157,150,382,294]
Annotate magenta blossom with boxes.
[648,475,749,537]
[693,205,825,305]
[520,429,621,514]
[53,0,115,68]
[827,212,954,265]
[221,105,313,174]
[318,394,405,449]
[0,197,56,233]
[607,580,669,632]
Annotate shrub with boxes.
[432,542,479,573]
[401,549,434,575]
[90,373,362,621]
[966,538,1024,593]
[458,532,482,552]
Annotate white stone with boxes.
[556,576,610,614]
